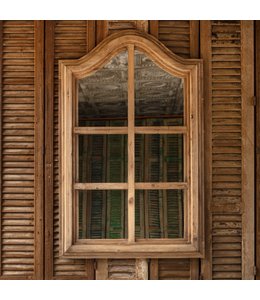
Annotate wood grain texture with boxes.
[241,21,254,279]
[0,20,35,279]
[200,20,246,280]
[60,30,203,259]
[127,45,135,243]
[44,20,55,280]
[86,21,96,52]
[34,20,44,280]
[149,21,158,38]
[200,20,213,280]
[158,21,191,58]
[156,20,202,280]
[256,20,260,280]
[0,20,3,277]
[47,20,92,279]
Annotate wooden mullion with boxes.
[74,127,128,135]
[74,182,187,190]
[44,20,55,280]
[128,45,135,243]
[74,126,187,135]
[0,20,3,277]
[34,20,45,280]
[136,183,187,190]
[75,183,128,190]
[135,126,187,134]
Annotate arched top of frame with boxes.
[59,29,202,80]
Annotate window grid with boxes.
[73,46,188,242]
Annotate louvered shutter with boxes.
[0,20,37,279]
[45,20,92,279]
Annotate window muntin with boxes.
[75,48,187,241]
[60,31,203,258]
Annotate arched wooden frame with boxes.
[59,30,204,258]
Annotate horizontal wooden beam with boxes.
[135,182,187,190]
[74,183,128,190]
[74,182,187,190]
[74,127,128,135]
[74,126,187,135]
[135,126,187,134]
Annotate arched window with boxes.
[60,30,204,258]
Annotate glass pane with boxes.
[135,190,184,239]
[78,134,127,183]
[135,50,184,126]
[135,134,184,182]
[78,50,128,126]
[78,190,128,239]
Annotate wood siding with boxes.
[0,20,42,279]
[44,20,94,279]
[200,21,254,280]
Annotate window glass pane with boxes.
[78,134,127,183]
[78,190,128,239]
[135,190,184,239]
[135,50,184,126]
[135,134,184,182]
[78,50,128,126]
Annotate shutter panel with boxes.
[210,20,242,280]
[96,259,148,280]
[200,20,251,280]
[0,21,36,279]
[108,259,136,279]
[108,21,148,35]
[45,20,91,279]
[158,259,190,280]
[158,21,191,58]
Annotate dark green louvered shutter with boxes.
[106,127,127,238]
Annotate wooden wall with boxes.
[0,20,255,280]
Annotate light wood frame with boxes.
[59,30,204,258]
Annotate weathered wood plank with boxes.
[256,20,260,281]
[0,20,3,277]
[241,20,254,280]
[200,20,213,280]
[44,20,55,280]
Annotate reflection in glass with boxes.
[78,190,127,239]
[135,134,183,182]
[135,50,184,126]
[135,190,184,238]
[78,51,128,126]
[78,134,127,183]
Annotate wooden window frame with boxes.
[59,30,204,259]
